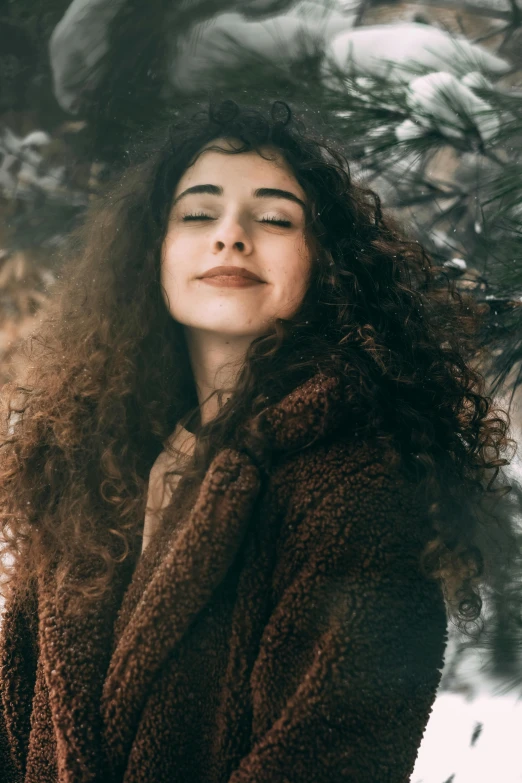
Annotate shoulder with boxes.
[267,434,446,639]
[271,432,421,521]
[269,432,435,576]
[273,430,395,478]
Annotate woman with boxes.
[0,99,519,783]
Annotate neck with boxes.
[183,327,255,427]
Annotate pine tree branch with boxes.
[472,23,512,45]
[498,0,522,52]
[398,0,520,22]
[353,0,371,26]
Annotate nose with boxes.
[212,214,252,255]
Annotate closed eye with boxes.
[264,218,292,227]
[181,213,292,228]
[181,214,212,222]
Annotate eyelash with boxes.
[181,212,292,228]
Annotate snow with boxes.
[49,0,127,113]
[406,71,499,143]
[168,2,355,93]
[444,258,467,270]
[413,425,522,782]
[412,690,522,782]
[323,22,511,85]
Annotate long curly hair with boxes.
[1,99,521,655]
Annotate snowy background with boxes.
[413,385,522,783]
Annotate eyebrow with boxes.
[171,184,306,212]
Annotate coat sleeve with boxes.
[228,462,449,783]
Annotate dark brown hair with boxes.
[1,99,521,654]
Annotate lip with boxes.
[198,265,265,283]
[199,276,264,288]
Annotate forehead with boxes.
[177,139,304,194]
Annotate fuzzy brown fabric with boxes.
[0,371,449,782]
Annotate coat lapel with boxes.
[100,447,263,777]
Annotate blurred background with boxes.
[1,1,522,779]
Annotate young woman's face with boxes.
[161,138,312,340]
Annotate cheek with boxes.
[160,234,185,282]
[275,256,312,317]
[160,238,183,304]
[287,249,312,290]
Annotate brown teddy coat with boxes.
[0,370,449,783]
